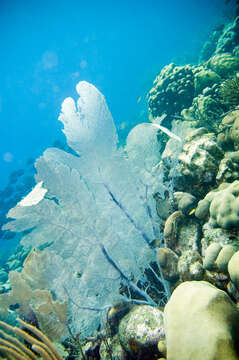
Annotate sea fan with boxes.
[3,82,169,336]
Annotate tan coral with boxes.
[163,211,184,252]
[0,318,64,360]
[0,250,68,342]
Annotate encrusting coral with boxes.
[0,318,64,360]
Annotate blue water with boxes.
[0,0,235,189]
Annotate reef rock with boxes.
[164,210,201,255]
[157,247,179,282]
[177,250,204,281]
[173,191,197,215]
[118,305,165,359]
[216,151,239,183]
[176,128,224,195]
[164,281,239,360]
[99,334,124,360]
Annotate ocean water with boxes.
[0,0,239,355]
[0,0,234,190]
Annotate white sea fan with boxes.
[58,81,118,157]
[18,181,47,207]
[3,82,170,336]
[126,123,161,169]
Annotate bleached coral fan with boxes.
[3,82,168,336]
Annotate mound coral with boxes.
[195,180,239,230]
[148,63,194,120]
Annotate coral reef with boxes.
[2,12,239,360]
[216,151,239,183]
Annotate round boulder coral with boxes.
[209,181,239,229]
[164,281,239,360]
[203,242,222,270]
[228,250,239,290]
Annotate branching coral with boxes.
[0,318,64,360]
